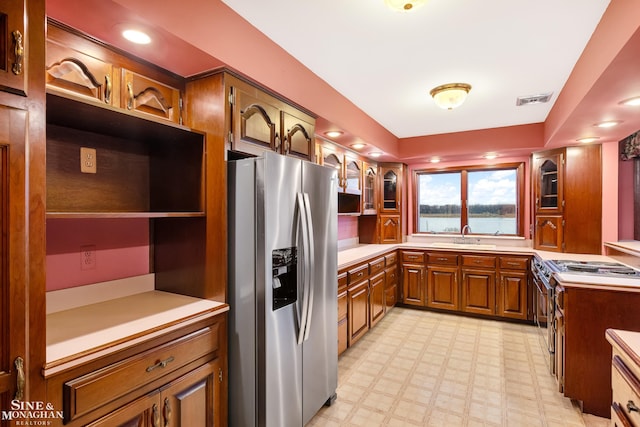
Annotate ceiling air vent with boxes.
[516,92,553,106]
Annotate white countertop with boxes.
[338,241,640,291]
[607,329,640,362]
[45,277,228,372]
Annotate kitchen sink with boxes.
[429,242,497,250]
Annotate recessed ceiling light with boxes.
[576,137,600,143]
[594,120,622,128]
[484,153,498,160]
[620,96,640,106]
[430,157,441,163]
[369,152,383,158]
[324,131,343,138]
[351,143,366,150]
[122,29,151,45]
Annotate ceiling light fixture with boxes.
[430,83,472,110]
[484,153,498,160]
[351,143,366,150]
[122,29,152,45]
[369,151,383,158]
[430,157,441,163]
[384,0,426,12]
[594,120,621,128]
[620,96,640,106]
[324,131,343,138]
[576,137,600,143]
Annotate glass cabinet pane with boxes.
[363,167,376,211]
[383,171,397,210]
[539,159,558,208]
[345,160,360,193]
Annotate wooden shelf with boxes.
[46,212,205,219]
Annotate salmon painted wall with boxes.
[618,150,635,239]
[338,216,359,241]
[602,142,620,249]
[46,219,150,290]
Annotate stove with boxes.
[547,259,640,278]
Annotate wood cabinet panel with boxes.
[347,280,369,346]
[535,215,563,252]
[369,271,385,328]
[427,265,459,311]
[427,252,458,266]
[461,268,495,316]
[122,69,181,123]
[347,263,369,284]
[499,256,529,270]
[462,254,496,269]
[369,257,385,276]
[281,108,314,161]
[497,270,528,320]
[379,214,401,244]
[402,264,425,306]
[402,251,425,264]
[337,283,348,356]
[231,82,280,155]
[46,39,115,104]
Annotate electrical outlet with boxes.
[80,147,97,174]
[81,245,96,270]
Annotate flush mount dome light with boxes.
[430,83,472,110]
[594,120,622,128]
[369,151,383,158]
[351,143,366,149]
[620,96,640,106]
[385,0,426,12]
[122,29,152,45]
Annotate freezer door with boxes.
[257,152,304,427]
[301,161,338,425]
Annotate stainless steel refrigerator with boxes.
[228,151,338,426]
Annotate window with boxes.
[415,163,524,236]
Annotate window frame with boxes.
[413,162,525,236]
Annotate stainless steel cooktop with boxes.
[547,259,640,278]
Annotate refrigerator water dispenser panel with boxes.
[272,247,297,310]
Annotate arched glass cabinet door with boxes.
[362,166,376,213]
[323,152,344,190]
[344,158,361,194]
[539,159,558,209]
[383,170,398,211]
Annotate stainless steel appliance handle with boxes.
[296,193,311,345]
[302,193,315,342]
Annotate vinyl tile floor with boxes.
[308,307,610,427]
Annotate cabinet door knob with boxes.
[628,400,639,413]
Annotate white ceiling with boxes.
[221,0,611,138]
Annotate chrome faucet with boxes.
[461,225,471,240]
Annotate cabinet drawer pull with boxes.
[104,74,112,104]
[507,262,520,266]
[146,356,175,372]
[436,257,447,261]
[474,260,482,264]
[628,400,639,413]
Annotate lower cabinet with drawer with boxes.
[607,329,640,427]
[45,313,227,427]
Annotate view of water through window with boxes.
[418,168,517,235]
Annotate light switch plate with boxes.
[80,147,97,174]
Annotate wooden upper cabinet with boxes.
[319,143,344,189]
[281,108,314,161]
[533,150,564,215]
[532,145,601,254]
[231,83,281,155]
[46,38,115,104]
[379,164,402,213]
[45,21,184,124]
[362,162,377,214]
[343,155,362,194]
[0,0,27,96]
[229,77,316,161]
[121,69,181,124]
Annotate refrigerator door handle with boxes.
[296,193,311,345]
[302,193,315,342]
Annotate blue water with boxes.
[419,217,516,235]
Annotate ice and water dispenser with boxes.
[272,247,297,310]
